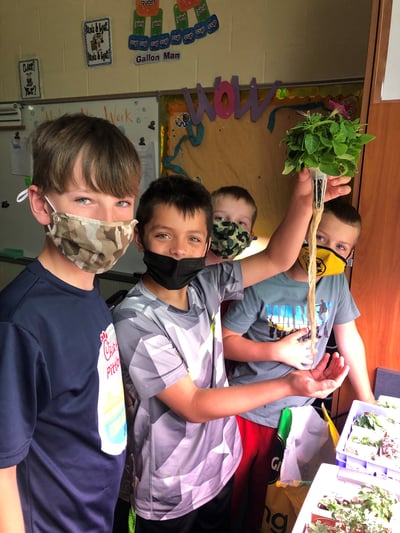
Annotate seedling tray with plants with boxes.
[336,399,400,480]
[292,463,400,533]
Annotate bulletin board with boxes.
[160,83,364,250]
[0,95,159,277]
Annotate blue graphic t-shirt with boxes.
[223,271,359,427]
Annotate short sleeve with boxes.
[115,310,188,400]
[0,323,50,467]
[222,284,262,334]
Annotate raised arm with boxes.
[0,466,25,532]
[156,353,349,423]
[239,171,351,288]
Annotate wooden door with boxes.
[332,0,400,425]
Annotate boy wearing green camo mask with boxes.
[206,185,257,265]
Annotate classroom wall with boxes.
[0,0,373,298]
[0,0,372,101]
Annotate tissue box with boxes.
[336,399,400,480]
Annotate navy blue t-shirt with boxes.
[0,260,127,532]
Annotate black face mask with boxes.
[143,250,206,290]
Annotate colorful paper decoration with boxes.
[128,0,219,55]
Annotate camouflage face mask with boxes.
[210,220,251,260]
[45,198,136,274]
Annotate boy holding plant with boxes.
[113,172,351,533]
[222,198,375,533]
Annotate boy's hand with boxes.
[297,168,352,204]
[288,352,349,398]
[270,328,314,369]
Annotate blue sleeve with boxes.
[222,284,262,334]
[0,323,51,467]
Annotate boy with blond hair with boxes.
[223,198,375,532]
[207,185,257,264]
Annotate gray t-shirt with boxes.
[223,271,359,428]
[114,261,243,521]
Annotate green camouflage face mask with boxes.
[210,220,251,260]
[45,198,136,274]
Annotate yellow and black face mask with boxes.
[298,245,348,277]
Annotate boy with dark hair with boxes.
[0,113,141,532]
[222,197,375,533]
[113,173,351,533]
[207,185,258,263]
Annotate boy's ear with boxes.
[205,236,212,253]
[133,225,144,251]
[28,185,52,226]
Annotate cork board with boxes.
[161,84,363,241]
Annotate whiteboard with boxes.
[0,96,159,276]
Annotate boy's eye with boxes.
[117,199,132,207]
[189,236,202,243]
[76,197,91,205]
[214,215,225,222]
[154,232,170,240]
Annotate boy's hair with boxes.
[32,113,141,198]
[211,185,258,227]
[136,175,213,240]
[323,198,361,231]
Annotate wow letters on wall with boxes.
[182,76,283,124]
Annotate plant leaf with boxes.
[359,133,375,144]
[332,141,348,156]
[304,133,320,154]
[282,160,296,175]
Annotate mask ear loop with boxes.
[346,249,355,267]
[44,196,56,212]
[42,196,57,233]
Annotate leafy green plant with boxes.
[354,412,386,431]
[281,108,375,177]
[320,485,398,532]
[306,521,332,532]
